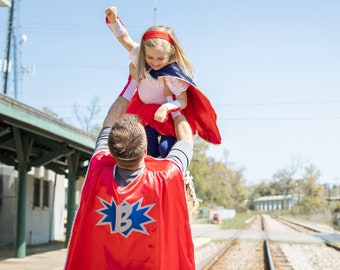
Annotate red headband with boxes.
[143,30,174,45]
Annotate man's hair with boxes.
[108,114,147,167]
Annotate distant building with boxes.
[208,206,236,223]
[254,194,301,211]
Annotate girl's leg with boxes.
[145,125,160,157]
[159,135,177,158]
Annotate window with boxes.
[33,178,41,207]
[43,180,50,208]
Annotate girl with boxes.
[105,6,221,158]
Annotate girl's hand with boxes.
[154,105,169,123]
[105,6,118,23]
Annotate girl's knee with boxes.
[159,136,177,158]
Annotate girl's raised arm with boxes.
[105,6,138,52]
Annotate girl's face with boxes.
[144,46,171,70]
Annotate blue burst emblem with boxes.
[96,197,156,237]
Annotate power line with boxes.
[0,21,227,37]
[33,64,126,70]
[215,100,340,107]
[218,116,340,121]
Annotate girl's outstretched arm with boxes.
[105,6,137,52]
[154,87,188,123]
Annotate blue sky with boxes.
[1,0,340,185]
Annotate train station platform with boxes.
[0,222,334,270]
[0,224,220,270]
[0,241,66,270]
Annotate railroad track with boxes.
[195,214,340,269]
[262,215,294,270]
[272,215,340,251]
[196,215,272,270]
[196,231,242,270]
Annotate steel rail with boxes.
[196,231,241,270]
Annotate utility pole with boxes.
[3,0,15,94]
[153,0,158,26]
[2,1,32,100]
[13,34,29,100]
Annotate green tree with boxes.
[190,137,248,210]
[292,164,326,213]
[247,180,275,210]
[190,137,211,203]
[227,168,248,211]
[271,157,303,210]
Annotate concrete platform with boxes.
[0,224,328,269]
[0,241,66,270]
[0,224,218,269]
[0,238,215,270]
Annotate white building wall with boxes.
[208,207,236,221]
[0,165,66,246]
[0,166,17,245]
[254,195,300,211]
[53,174,67,240]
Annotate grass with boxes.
[220,212,254,230]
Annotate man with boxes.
[64,96,195,269]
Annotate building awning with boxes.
[0,93,95,178]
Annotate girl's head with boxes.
[137,26,194,80]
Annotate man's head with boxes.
[108,114,147,169]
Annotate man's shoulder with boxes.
[144,156,179,170]
[166,140,193,174]
[167,140,193,161]
[90,150,116,170]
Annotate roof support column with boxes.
[13,127,31,258]
[65,176,76,247]
[16,162,27,258]
[65,153,80,247]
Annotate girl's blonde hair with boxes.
[137,26,194,81]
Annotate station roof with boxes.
[0,93,95,178]
[254,195,295,202]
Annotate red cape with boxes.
[126,64,222,144]
[65,152,195,270]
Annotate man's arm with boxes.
[166,114,193,174]
[173,114,193,148]
[94,96,129,155]
[103,96,130,127]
